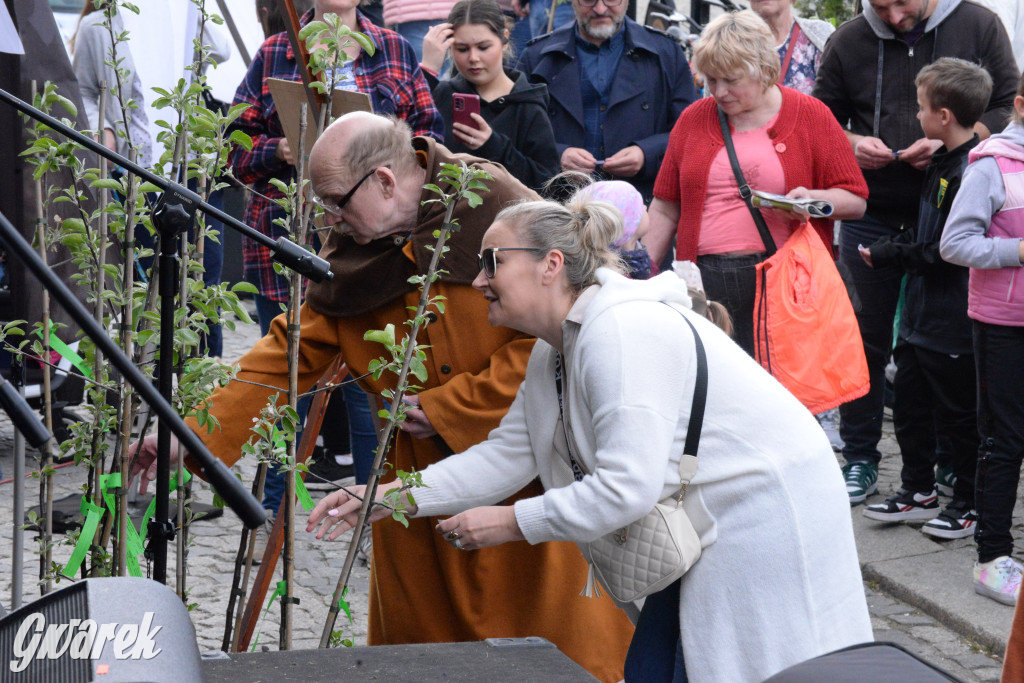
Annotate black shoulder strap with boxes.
[554,304,709,471]
[717,106,778,256]
[673,306,707,457]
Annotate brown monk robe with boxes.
[185,138,634,681]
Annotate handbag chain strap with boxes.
[717,105,778,256]
[554,305,708,499]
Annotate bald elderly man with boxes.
[134,112,633,682]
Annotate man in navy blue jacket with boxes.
[517,0,697,203]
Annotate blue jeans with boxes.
[511,15,532,58]
[255,294,311,514]
[255,297,377,507]
[330,377,378,486]
[393,19,435,64]
[200,187,225,358]
[624,578,687,682]
[973,322,1024,563]
[529,0,574,37]
[393,19,453,76]
[838,216,904,465]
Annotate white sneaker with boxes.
[974,555,1023,606]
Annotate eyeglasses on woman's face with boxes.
[310,167,379,216]
[477,247,543,278]
[576,0,625,6]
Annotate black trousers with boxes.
[892,341,977,504]
[696,252,764,358]
[974,322,1024,563]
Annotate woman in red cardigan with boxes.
[646,10,867,356]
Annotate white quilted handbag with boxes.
[557,308,708,604]
[581,454,703,603]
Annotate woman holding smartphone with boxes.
[421,0,560,190]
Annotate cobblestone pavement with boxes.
[0,309,1006,677]
[867,584,1002,681]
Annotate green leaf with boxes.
[175,328,201,346]
[463,190,482,208]
[350,32,375,56]
[298,20,329,40]
[55,95,78,118]
[229,129,252,151]
[90,178,124,192]
[409,357,428,383]
[363,324,395,348]
[231,281,259,294]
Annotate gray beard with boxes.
[582,16,623,40]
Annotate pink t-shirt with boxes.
[698,115,795,255]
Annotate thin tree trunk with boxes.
[280,103,310,651]
[30,81,56,595]
[319,200,461,647]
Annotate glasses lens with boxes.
[481,249,497,277]
[312,194,339,215]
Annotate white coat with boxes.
[413,269,872,681]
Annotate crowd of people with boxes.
[111,0,1024,679]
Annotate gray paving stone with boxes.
[908,625,963,647]
[975,667,1004,682]
[952,651,1005,670]
[890,612,938,626]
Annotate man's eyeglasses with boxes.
[477,247,543,278]
[311,167,378,216]
[577,0,625,7]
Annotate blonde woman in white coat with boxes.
[308,198,873,681]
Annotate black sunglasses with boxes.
[477,247,543,278]
[311,167,379,215]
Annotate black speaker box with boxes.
[202,637,598,682]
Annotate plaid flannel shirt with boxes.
[229,9,443,302]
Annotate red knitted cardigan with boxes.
[653,86,868,262]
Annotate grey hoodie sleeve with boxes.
[940,157,1023,269]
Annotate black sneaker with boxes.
[863,489,940,522]
[305,454,355,491]
[922,500,977,540]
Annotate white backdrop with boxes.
[113,0,267,161]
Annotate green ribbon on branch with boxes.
[337,586,352,623]
[98,473,144,578]
[62,498,104,578]
[34,328,92,379]
[251,580,288,652]
[295,471,314,511]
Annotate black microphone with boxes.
[0,376,51,449]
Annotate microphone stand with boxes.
[0,87,332,584]
[3,358,50,611]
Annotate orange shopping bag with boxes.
[753,223,869,414]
